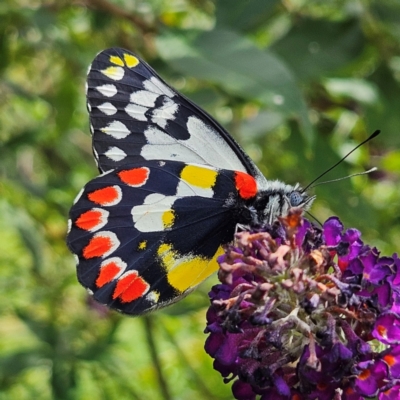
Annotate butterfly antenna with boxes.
[305,210,322,226]
[308,167,378,189]
[301,130,380,193]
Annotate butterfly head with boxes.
[248,180,315,226]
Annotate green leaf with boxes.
[324,78,379,105]
[372,0,400,35]
[366,64,400,146]
[156,28,312,140]
[0,350,44,381]
[382,150,400,173]
[14,310,55,346]
[271,18,365,81]
[240,110,284,140]
[215,0,280,32]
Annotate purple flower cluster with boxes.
[204,209,400,400]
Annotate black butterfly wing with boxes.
[86,48,268,188]
[67,160,257,314]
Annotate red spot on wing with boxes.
[234,171,257,199]
[96,258,126,288]
[75,209,107,231]
[88,185,121,206]
[112,271,150,303]
[82,232,119,259]
[118,167,149,187]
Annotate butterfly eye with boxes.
[289,191,303,207]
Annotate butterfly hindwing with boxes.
[87,48,268,189]
[67,160,258,314]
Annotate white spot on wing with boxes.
[99,169,114,177]
[98,102,117,116]
[96,84,118,97]
[144,193,166,204]
[141,127,206,163]
[130,90,159,107]
[125,103,148,121]
[186,116,247,172]
[73,188,85,204]
[93,147,99,163]
[101,120,131,139]
[144,126,174,144]
[176,180,213,198]
[131,193,177,232]
[152,98,178,129]
[143,77,175,97]
[146,291,160,304]
[140,118,247,171]
[105,146,127,162]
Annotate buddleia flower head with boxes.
[205,209,400,400]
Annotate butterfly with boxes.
[66,48,315,315]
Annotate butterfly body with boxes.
[67,48,314,315]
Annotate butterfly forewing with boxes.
[87,48,268,188]
[67,160,257,314]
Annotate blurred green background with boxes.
[1,0,400,399]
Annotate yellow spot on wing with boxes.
[181,165,218,189]
[101,66,124,81]
[124,53,139,68]
[109,55,124,66]
[158,243,175,267]
[157,243,224,293]
[162,210,175,228]
[138,240,147,250]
